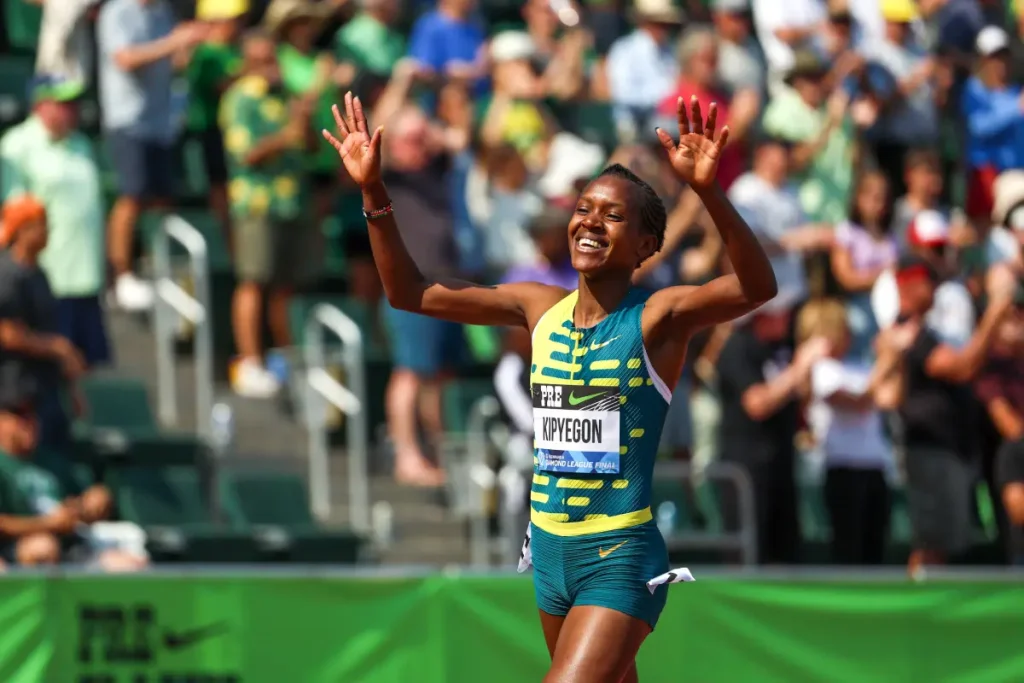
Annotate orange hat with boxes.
[0,196,46,247]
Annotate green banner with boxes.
[1,573,1022,682]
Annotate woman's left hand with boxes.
[656,95,729,191]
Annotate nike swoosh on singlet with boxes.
[568,390,608,406]
[589,336,620,351]
[598,540,628,558]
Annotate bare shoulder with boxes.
[502,281,573,329]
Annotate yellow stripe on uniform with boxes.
[627,358,642,369]
[556,479,604,489]
[628,377,644,387]
[566,497,590,506]
[612,479,629,489]
[589,378,619,387]
[533,474,549,486]
[630,428,645,438]
[530,491,549,503]
[589,360,620,371]
[531,506,653,536]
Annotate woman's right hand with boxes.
[322,91,383,188]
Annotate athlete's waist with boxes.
[531,506,653,536]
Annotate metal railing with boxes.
[304,304,369,532]
[152,215,213,439]
[654,461,758,566]
[467,396,501,567]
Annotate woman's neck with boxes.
[574,274,632,328]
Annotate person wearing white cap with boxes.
[961,25,1024,221]
[871,209,976,347]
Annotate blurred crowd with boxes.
[0,0,1021,569]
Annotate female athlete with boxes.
[324,92,777,683]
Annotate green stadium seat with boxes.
[110,465,212,527]
[108,463,262,562]
[217,467,366,564]
[77,375,158,434]
[441,379,498,435]
[74,432,210,469]
[4,0,41,51]
[0,54,34,125]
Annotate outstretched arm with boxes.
[645,97,777,339]
[323,93,565,330]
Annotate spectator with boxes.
[831,170,898,359]
[962,26,1024,222]
[265,0,338,224]
[477,31,551,170]
[977,301,1024,564]
[716,297,829,564]
[97,0,206,312]
[380,106,461,488]
[728,136,834,310]
[465,145,543,274]
[407,0,487,83]
[872,209,976,347]
[0,78,110,370]
[800,298,897,565]
[1010,3,1024,86]
[751,0,825,87]
[0,410,146,570]
[890,254,1016,574]
[656,27,760,190]
[220,29,317,398]
[521,0,595,101]
[335,0,405,77]
[606,0,682,142]
[991,170,1024,269]
[185,0,247,237]
[34,0,103,85]
[860,0,940,196]
[891,148,948,247]
[710,0,767,96]
[763,50,856,224]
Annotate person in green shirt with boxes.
[264,0,338,224]
[220,29,319,399]
[187,0,248,233]
[0,411,109,566]
[762,50,856,225]
[334,0,405,77]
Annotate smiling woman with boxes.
[322,91,777,683]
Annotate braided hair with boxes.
[595,163,667,257]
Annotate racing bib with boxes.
[532,383,621,474]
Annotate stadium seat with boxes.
[0,54,34,126]
[217,466,366,563]
[3,0,41,51]
[287,294,389,361]
[441,379,499,435]
[108,464,262,562]
[77,375,158,434]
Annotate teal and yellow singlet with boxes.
[528,288,672,628]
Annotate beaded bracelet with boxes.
[363,202,394,220]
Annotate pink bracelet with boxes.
[362,202,394,220]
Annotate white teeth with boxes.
[578,238,602,250]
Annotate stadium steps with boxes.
[106,309,473,565]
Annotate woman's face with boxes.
[857,174,889,225]
[982,52,1010,86]
[568,176,656,277]
[686,42,719,87]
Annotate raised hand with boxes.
[656,95,730,191]
[322,91,383,188]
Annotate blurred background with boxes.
[0,0,1023,680]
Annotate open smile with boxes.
[575,233,608,253]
